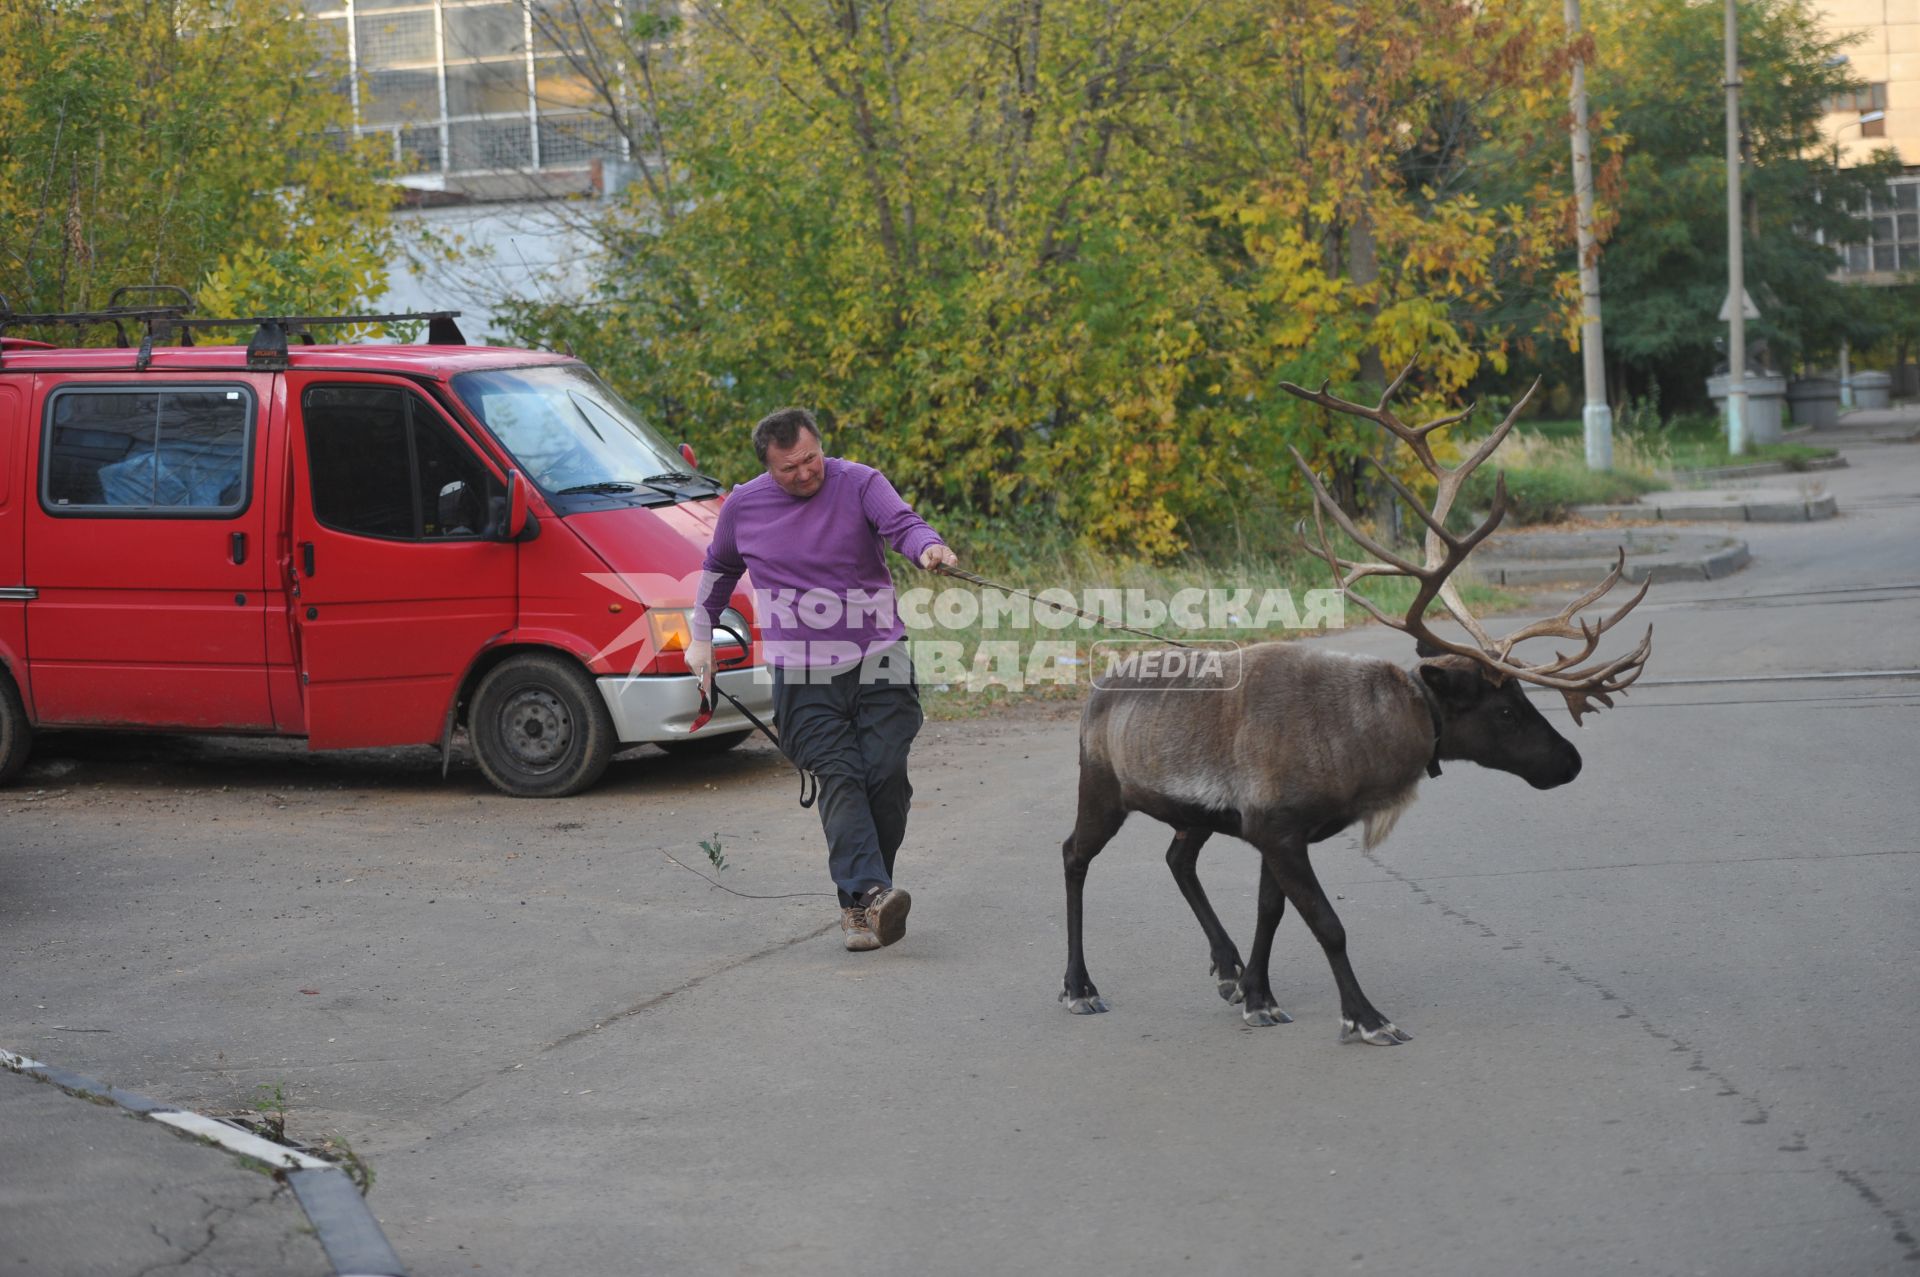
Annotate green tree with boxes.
[1580,0,1898,410]
[0,0,398,329]
[508,0,1583,555]
[1222,0,1583,517]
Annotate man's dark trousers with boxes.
[771,646,922,908]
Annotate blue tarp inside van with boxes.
[97,437,244,508]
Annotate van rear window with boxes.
[42,386,252,515]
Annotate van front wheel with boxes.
[470,654,614,798]
[0,671,31,785]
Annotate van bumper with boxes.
[595,668,775,744]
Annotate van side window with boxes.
[304,385,492,540]
[43,386,252,515]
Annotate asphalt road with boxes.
[3,430,1917,1276]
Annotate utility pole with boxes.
[1567,0,1612,471]
[1724,0,1748,455]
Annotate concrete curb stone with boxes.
[1572,490,1838,524]
[1656,454,1848,485]
[1470,528,1751,587]
[1,1049,406,1277]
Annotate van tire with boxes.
[469,653,614,798]
[0,671,31,786]
[658,729,751,757]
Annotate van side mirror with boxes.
[490,469,539,542]
[679,441,697,469]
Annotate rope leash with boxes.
[693,623,818,808]
[930,563,1191,648]
[656,848,835,899]
[691,566,1195,809]
[675,565,1193,900]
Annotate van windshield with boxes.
[452,364,711,499]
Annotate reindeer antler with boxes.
[1281,362,1653,725]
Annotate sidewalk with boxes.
[1473,404,1920,585]
[1806,401,1920,443]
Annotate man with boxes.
[688,407,957,952]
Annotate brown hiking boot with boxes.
[841,906,880,952]
[861,885,912,947]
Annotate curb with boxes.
[1471,528,1751,587]
[1475,540,1749,586]
[1,1048,406,1277]
[1655,455,1848,485]
[1573,492,1838,523]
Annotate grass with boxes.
[1660,439,1836,473]
[1518,414,1838,477]
[1452,427,1667,523]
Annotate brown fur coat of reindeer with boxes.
[1059,369,1652,1043]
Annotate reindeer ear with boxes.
[1414,638,1445,658]
[1419,661,1485,709]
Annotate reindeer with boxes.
[1059,369,1653,1043]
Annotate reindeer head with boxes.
[1415,648,1583,788]
[1281,365,1653,787]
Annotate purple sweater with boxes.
[695,457,945,670]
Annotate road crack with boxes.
[1362,845,1920,1265]
[132,1184,289,1277]
[421,917,839,1124]
[540,918,838,1054]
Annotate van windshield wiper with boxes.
[638,471,723,495]
[552,480,681,507]
[556,481,640,495]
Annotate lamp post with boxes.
[1725,0,1747,456]
[1567,0,1612,471]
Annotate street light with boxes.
[1567,0,1611,471]
[1725,0,1747,455]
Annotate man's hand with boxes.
[919,543,959,573]
[686,638,715,699]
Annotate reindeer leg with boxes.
[1163,828,1247,1003]
[1251,826,1410,1045]
[1061,774,1127,1015]
[1234,858,1294,1027]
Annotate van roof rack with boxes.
[0,290,465,371]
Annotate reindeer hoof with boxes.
[1340,1017,1413,1045]
[1241,1005,1293,1027]
[1209,960,1245,1004]
[1061,993,1110,1015]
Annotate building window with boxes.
[1828,83,1888,137]
[306,0,636,179]
[1842,180,1920,277]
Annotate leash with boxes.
[689,563,1192,802]
[690,623,817,808]
[929,564,1191,647]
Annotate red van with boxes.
[0,306,766,797]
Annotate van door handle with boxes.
[299,541,316,577]
[230,532,248,565]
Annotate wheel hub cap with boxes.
[501,689,572,771]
